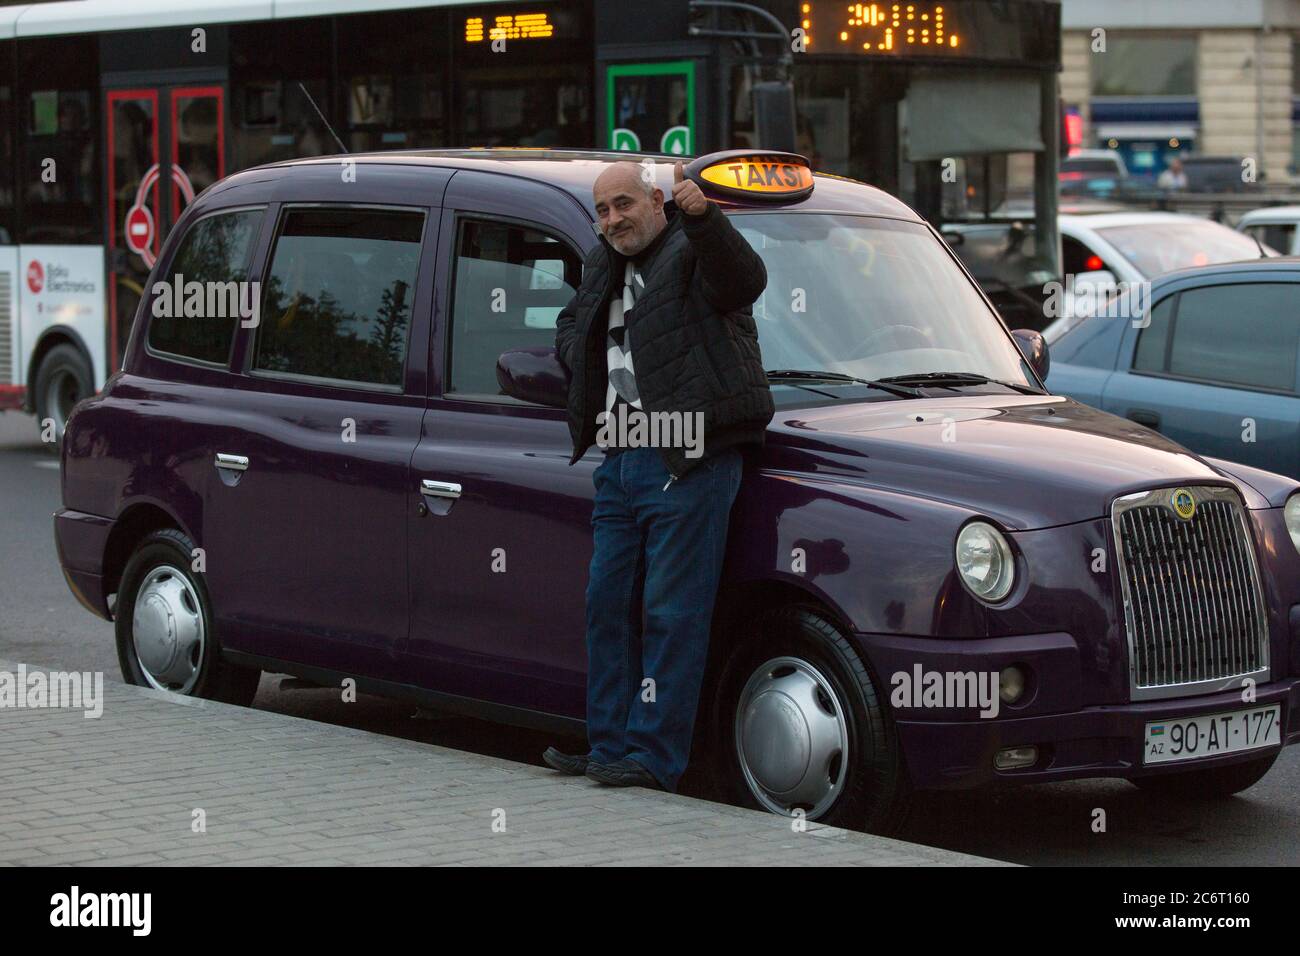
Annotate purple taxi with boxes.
[54,149,1300,832]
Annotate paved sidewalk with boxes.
[0,659,1006,866]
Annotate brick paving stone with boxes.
[0,659,1009,867]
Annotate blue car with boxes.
[1047,259,1300,480]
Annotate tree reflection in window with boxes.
[148,209,263,364]
[255,207,423,386]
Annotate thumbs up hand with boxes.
[671,161,709,217]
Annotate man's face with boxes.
[594,164,666,256]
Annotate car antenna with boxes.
[298,82,349,155]
[1249,230,1269,258]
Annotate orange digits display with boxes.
[464,12,554,43]
[805,2,961,54]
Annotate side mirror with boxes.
[1011,328,1050,382]
[497,347,569,408]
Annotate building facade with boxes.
[1061,0,1300,183]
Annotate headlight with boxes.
[955,521,1016,602]
[1285,495,1300,554]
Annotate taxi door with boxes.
[200,166,449,680]
[403,170,598,724]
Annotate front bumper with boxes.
[860,631,1300,790]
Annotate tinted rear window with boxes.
[147,208,263,364]
[253,206,425,387]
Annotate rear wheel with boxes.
[1131,753,1278,798]
[712,605,909,833]
[33,343,92,451]
[115,528,261,706]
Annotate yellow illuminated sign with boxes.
[700,160,814,194]
[464,13,555,43]
[686,151,815,203]
[807,2,962,54]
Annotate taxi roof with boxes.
[267,148,924,221]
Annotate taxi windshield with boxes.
[732,213,1032,387]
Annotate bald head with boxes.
[594,161,667,256]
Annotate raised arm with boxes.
[672,162,768,314]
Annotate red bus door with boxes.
[105,85,225,370]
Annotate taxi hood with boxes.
[763,394,1248,530]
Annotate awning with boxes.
[1093,123,1198,140]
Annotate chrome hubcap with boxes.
[735,656,848,819]
[132,566,205,693]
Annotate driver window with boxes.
[448,218,582,396]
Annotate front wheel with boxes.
[115,528,261,706]
[1130,752,1278,798]
[712,606,909,833]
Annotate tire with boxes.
[33,343,93,452]
[1131,752,1277,799]
[114,528,261,706]
[710,605,910,834]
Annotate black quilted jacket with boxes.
[555,204,775,480]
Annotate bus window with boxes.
[452,7,591,147]
[336,9,447,151]
[0,40,14,245]
[18,36,100,245]
[230,19,333,170]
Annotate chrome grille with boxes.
[1112,486,1269,700]
[0,270,11,385]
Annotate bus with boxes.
[0,0,1062,440]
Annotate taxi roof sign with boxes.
[684,150,814,204]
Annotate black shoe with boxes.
[585,757,665,791]
[542,747,590,776]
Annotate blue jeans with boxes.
[585,445,744,790]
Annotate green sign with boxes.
[606,61,695,155]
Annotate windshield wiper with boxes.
[878,371,1045,395]
[766,369,924,399]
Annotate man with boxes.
[544,160,774,792]
[1157,157,1187,191]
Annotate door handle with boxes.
[1127,410,1161,430]
[421,479,462,499]
[215,453,249,472]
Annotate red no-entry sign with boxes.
[125,204,154,257]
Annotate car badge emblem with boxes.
[1170,488,1196,520]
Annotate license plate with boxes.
[1143,704,1281,765]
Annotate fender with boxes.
[1202,455,1299,509]
[725,468,992,638]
